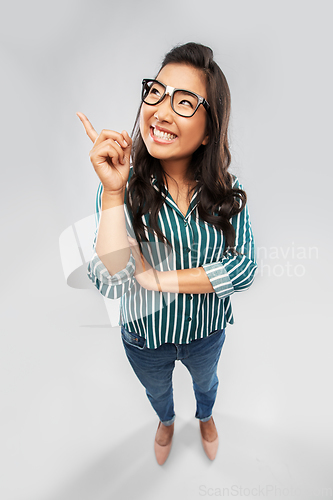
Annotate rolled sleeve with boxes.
[87,251,136,299]
[202,177,257,300]
[202,261,235,299]
[202,249,257,300]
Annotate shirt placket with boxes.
[167,197,196,330]
[181,217,193,327]
[151,178,197,330]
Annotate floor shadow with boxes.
[45,413,333,500]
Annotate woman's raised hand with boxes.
[76,112,132,194]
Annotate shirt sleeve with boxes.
[202,177,257,300]
[87,181,136,299]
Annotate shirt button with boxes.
[184,219,188,226]
[187,317,192,321]
[187,295,193,300]
[185,247,190,253]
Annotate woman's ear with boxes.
[201,134,209,146]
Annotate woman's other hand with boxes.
[128,237,160,291]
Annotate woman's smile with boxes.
[150,125,178,144]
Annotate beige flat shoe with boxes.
[154,421,174,465]
[199,417,219,460]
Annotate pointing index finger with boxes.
[76,112,98,143]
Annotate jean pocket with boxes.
[121,326,146,350]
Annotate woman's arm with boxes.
[95,189,131,275]
[127,242,214,294]
[76,112,136,299]
[129,183,257,297]
[131,254,254,296]
[87,182,137,300]
[159,267,215,294]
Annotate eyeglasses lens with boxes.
[143,81,165,104]
[143,80,199,117]
[173,90,198,117]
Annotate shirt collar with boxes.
[150,173,201,190]
[150,173,202,219]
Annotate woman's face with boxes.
[139,63,209,171]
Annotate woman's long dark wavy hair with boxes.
[127,42,246,253]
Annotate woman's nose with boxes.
[153,95,173,122]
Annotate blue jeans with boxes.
[121,326,226,426]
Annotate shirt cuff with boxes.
[202,261,235,300]
[88,251,135,285]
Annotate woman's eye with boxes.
[150,87,161,96]
[179,99,194,108]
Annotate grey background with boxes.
[1,1,332,499]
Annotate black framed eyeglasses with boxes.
[141,79,210,118]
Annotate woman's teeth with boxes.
[153,128,177,141]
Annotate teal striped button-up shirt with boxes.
[87,167,257,349]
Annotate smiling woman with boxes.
[77,41,257,466]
